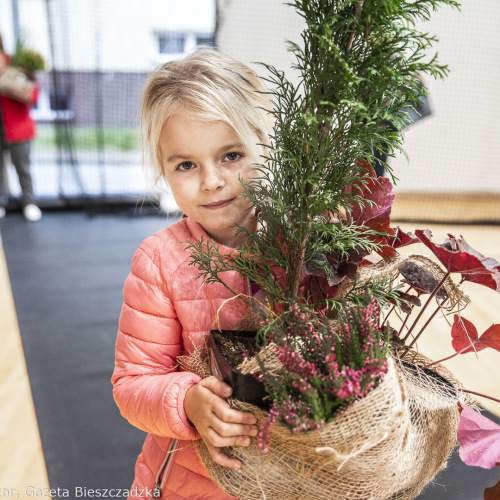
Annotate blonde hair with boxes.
[141,47,274,186]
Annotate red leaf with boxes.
[387,226,420,249]
[346,161,397,258]
[479,324,500,352]
[484,478,500,500]
[457,402,500,469]
[451,316,500,354]
[415,230,500,292]
[451,315,480,353]
[389,290,421,315]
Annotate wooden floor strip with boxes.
[392,192,500,224]
[0,243,50,496]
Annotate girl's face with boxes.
[160,114,257,248]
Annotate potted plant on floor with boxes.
[186,0,500,498]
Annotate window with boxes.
[154,32,215,62]
[196,35,215,47]
[158,33,186,55]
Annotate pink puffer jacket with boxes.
[112,217,249,499]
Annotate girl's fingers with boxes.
[205,426,254,448]
[201,376,233,399]
[208,419,258,440]
[205,442,243,469]
[213,404,257,426]
[200,377,257,425]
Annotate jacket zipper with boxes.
[150,438,178,499]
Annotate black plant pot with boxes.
[209,330,269,409]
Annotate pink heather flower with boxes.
[258,298,389,444]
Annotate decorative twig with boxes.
[399,271,450,359]
[460,388,500,406]
[397,311,412,339]
[421,341,478,370]
[382,304,396,328]
[383,284,414,329]
[401,274,468,358]
[407,296,449,346]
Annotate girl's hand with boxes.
[184,376,258,469]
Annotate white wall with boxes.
[216,0,305,81]
[217,0,500,195]
[0,0,16,52]
[1,0,215,71]
[61,0,216,71]
[390,0,500,195]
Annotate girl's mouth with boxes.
[202,199,234,209]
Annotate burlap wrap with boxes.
[195,352,466,500]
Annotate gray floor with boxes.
[1,211,170,490]
[1,211,498,498]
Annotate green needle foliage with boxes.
[188,0,460,317]
[11,40,46,72]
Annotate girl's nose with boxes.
[201,164,225,191]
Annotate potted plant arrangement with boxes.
[185,0,500,498]
[0,39,46,99]
[11,39,46,75]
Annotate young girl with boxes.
[112,48,274,499]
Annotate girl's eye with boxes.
[177,161,196,171]
[224,152,242,162]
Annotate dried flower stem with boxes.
[421,342,477,370]
[383,285,413,329]
[399,271,450,358]
[397,311,412,340]
[382,304,396,329]
[460,388,500,406]
[401,275,469,359]
[408,296,449,346]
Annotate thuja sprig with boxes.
[188,0,460,321]
[246,0,459,309]
[186,236,288,306]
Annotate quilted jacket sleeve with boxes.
[112,240,201,440]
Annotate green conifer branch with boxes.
[188,0,460,319]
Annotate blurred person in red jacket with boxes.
[0,33,41,221]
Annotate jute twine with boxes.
[189,347,467,500]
